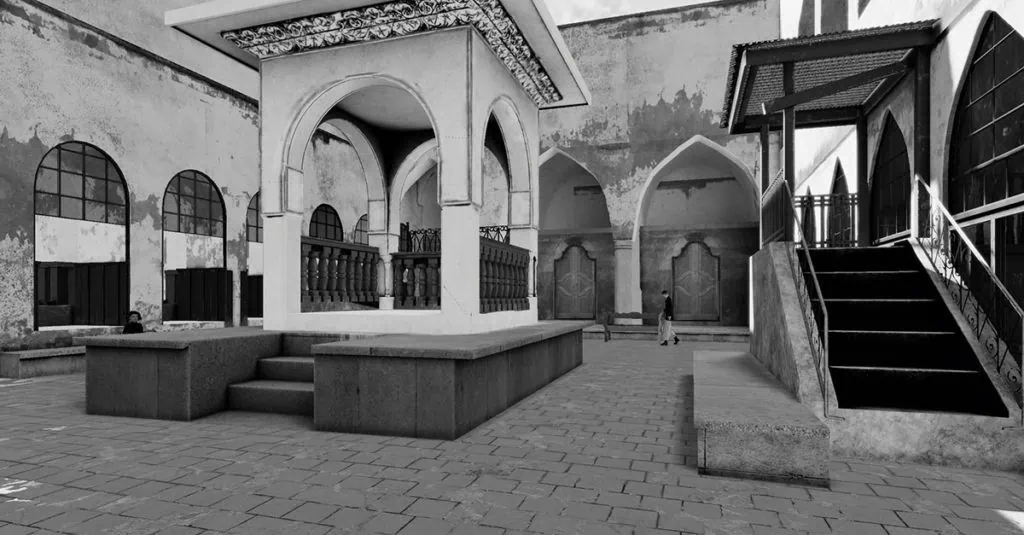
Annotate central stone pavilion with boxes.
[82,0,593,441]
[166,0,591,335]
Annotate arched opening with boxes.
[870,115,911,242]
[242,192,263,323]
[537,148,612,321]
[634,136,759,327]
[481,115,511,229]
[352,214,369,245]
[309,204,344,242]
[161,170,228,323]
[33,142,129,328]
[948,12,1024,307]
[828,161,855,246]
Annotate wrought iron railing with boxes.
[793,193,859,248]
[912,176,1023,422]
[301,237,379,311]
[480,225,511,244]
[779,180,835,420]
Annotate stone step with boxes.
[804,245,920,272]
[227,380,313,416]
[584,329,750,343]
[830,366,1007,416]
[258,357,314,382]
[805,270,932,299]
[828,330,975,370]
[811,298,957,332]
[0,346,86,379]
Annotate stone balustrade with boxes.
[301,237,380,311]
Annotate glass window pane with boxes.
[40,149,59,170]
[163,194,177,214]
[84,177,106,201]
[166,177,178,194]
[107,205,126,225]
[35,192,59,216]
[36,168,59,193]
[969,94,993,132]
[196,199,210,219]
[995,69,1024,118]
[108,182,126,205]
[85,200,106,222]
[84,156,106,178]
[211,202,223,221]
[164,213,179,232]
[60,172,83,198]
[179,177,195,197]
[995,106,1024,157]
[180,216,195,234]
[107,162,121,181]
[60,197,83,219]
[196,218,210,236]
[257,228,263,243]
[59,148,84,174]
[994,34,1024,83]
[972,127,995,164]
[82,144,103,159]
[973,54,995,102]
[1010,152,1024,196]
[212,220,224,238]
[196,180,210,200]
[180,196,195,216]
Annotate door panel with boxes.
[673,243,721,321]
[554,245,597,320]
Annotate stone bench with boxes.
[694,350,830,487]
[313,321,587,440]
[0,346,86,379]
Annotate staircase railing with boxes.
[764,170,835,419]
[912,176,1023,424]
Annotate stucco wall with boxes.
[0,0,258,344]
[163,232,224,271]
[539,159,612,231]
[301,131,370,237]
[397,148,509,229]
[645,174,758,228]
[247,243,263,276]
[537,232,616,321]
[34,216,126,263]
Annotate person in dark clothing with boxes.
[659,290,679,346]
[123,310,144,334]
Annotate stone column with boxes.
[616,239,641,325]
[440,203,481,319]
[369,231,394,310]
[262,211,303,330]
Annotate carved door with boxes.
[554,244,596,320]
[673,242,721,321]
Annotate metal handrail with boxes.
[913,176,1023,425]
[780,179,835,420]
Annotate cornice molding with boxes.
[221,0,562,106]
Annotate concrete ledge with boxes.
[0,346,86,378]
[81,328,282,421]
[313,322,588,439]
[695,350,830,487]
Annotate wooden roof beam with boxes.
[761,60,909,115]
[743,26,936,66]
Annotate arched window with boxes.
[247,193,262,243]
[871,116,911,242]
[829,161,854,246]
[949,13,1024,215]
[34,142,127,224]
[353,214,369,245]
[310,204,344,241]
[163,171,225,238]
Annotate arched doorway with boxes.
[538,148,613,321]
[672,242,721,321]
[633,135,759,326]
[33,142,129,327]
[870,115,911,243]
[161,170,229,322]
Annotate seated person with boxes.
[123,310,144,334]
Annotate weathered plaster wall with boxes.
[301,131,369,237]
[0,0,258,344]
[162,232,224,271]
[480,147,510,227]
[34,216,125,263]
[537,233,615,321]
[247,243,263,276]
[645,174,758,228]
[796,129,858,197]
[542,0,779,240]
[539,156,612,231]
[639,227,758,326]
[401,168,442,230]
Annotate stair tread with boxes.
[261,356,314,363]
[831,330,958,335]
[811,298,937,302]
[230,380,313,391]
[830,366,978,374]
[807,270,920,275]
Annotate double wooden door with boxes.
[554,244,596,320]
[672,242,721,321]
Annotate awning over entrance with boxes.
[722,20,940,135]
[164,0,590,110]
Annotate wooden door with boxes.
[673,242,720,321]
[554,244,596,319]
[171,268,232,322]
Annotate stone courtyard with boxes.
[0,340,1021,535]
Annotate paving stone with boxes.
[283,502,338,524]
[188,510,251,531]
[608,506,658,527]
[362,512,413,534]
[397,517,456,534]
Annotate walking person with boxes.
[659,290,679,346]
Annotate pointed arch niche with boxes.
[870,115,911,242]
[539,148,611,231]
[632,135,759,327]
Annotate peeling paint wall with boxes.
[0,0,258,346]
[247,243,263,275]
[162,232,224,270]
[301,131,370,237]
[401,167,441,230]
[480,147,510,227]
[34,216,125,262]
[645,173,758,228]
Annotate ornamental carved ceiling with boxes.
[221,0,563,106]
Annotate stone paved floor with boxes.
[0,340,1023,534]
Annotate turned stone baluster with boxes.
[301,243,312,306]
[371,254,380,301]
[327,248,340,302]
[412,262,424,308]
[339,253,350,302]
[308,249,321,303]
[362,252,372,302]
[345,254,356,303]
[357,252,367,303]
[392,257,405,308]
[427,258,440,308]
[403,258,414,308]
[317,247,331,303]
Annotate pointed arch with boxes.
[870,113,911,242]
[389,139,439,238]
[831,160,849,195]
[538,147,611,231]
[946,11,1024,215]
[631,135,759,243]
[483,96,533,227]
[828,160,855,246]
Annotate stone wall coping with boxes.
[313,321,589,360]
[76,328,276,350]
[0,346,86,359]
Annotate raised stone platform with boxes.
[694,350,830,487]
[584,324,750,343]
[313,322,587,440]
[0,346,86,378]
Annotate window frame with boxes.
[34,142,128,225]
[162,170,226,238]
[310,204,345,242]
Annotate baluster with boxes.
[317,247,330,303]
[412,262,424,308]
[403,259,414,308]
[362,251,372,302]
[327,248,340,303]
[480,243,489,313]
[372,254,381,302]
[339,253,350,302]
[308,249,321,303]
[392,257,404,308]
[427,257,440,308]
[346,254,356,303]
[301,243,311,307]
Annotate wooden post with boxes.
[783,62,796,242]
[760,124,771,247]
[914,49,931,238]
[857,113,871,246]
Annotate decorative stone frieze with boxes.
[221,0,562,106]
